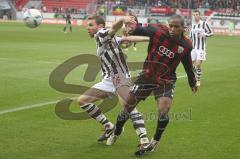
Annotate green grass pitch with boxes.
[0,22,239,159]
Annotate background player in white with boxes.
[77,15,150,148]
[190,10,213,86]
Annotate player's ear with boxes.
[98,23,104,29]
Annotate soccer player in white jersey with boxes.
[190,10,213,86]
[77,15,151,150]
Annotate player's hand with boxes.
[122,16,137,25]
[123,16,137,34]
[191,85,198,93]
[198,32,206,38]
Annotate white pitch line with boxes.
[0,97,79,116]
[0,75,187,115]
[0,57,59,64]
[0,57,90,66]
[178,75,187,78]
[0,100,59,115]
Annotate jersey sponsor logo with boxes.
[157,46,175,58]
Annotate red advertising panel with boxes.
[150,7,174,15]
[178,9,191,17]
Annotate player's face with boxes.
[193,12,200,22]
[87,19,98,38]
[168,19,184,38]
[125,22,137,34]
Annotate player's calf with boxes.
[78,96,114,142]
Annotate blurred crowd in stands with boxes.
[96,0,240,11]
[10,0,240,16]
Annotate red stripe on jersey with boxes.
[153,38,171,79]
[145,29,162,72]
[163,44,180,79]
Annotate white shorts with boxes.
[191,49,206,61]
[92,76,132,95]
[92,78,116,94]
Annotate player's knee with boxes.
[77,95,91,106]
[196,61,202,67]
[126,106,135,113]
[157,97,171,113]
[126,94,137,107]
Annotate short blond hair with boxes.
[87,15,105,27]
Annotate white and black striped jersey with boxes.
[190,20,213,51]
[94,28,130,79]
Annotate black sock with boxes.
[115,111,129,136]
[154,113,169,141]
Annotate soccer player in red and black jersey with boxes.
[108,15,198,156]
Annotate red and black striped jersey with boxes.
[131,25,196,87]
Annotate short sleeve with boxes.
[115,36,122,45]
[96,28,112,44]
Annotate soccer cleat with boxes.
[106,128,124,146]
[134,142,154,156]
[196,81,201,86]
[97,125,115,142]
[106,134,117,146]
[150,138,158,152]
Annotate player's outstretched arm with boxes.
[122,36,150,42]
[108,16,137,36]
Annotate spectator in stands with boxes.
[90,0,240,15]
[41,5,47,12]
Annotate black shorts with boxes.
[130,74,175,100]
[66,20,71,25]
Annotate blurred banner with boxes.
[112,6,127,16]
[150,7,175,16]
[208,18,240,35]
[128,9,145,17]
[177,9,192,17]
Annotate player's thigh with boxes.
[191,50,197,62]
[116,85,131,103]
[196,59,203,66]
[78,88,110,105]
[117,85,137,110]
[192,61,196,66]
[154,83,174,113]
[196,50,206,63]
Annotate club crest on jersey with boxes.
[178,46,184,54]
